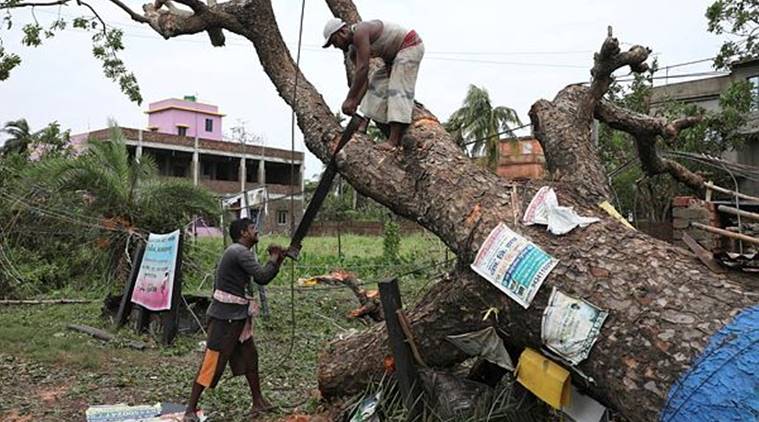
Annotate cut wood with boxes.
[691,222,759,246]
[0,299,92,305]
[717,205,759,222]
[67,324,146,350]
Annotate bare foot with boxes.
[250,399,274,418]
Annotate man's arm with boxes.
[237,248,281,287]
[343,24,371,114]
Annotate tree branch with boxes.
[595,101,702,138]
[135,0,238,46]
[76,0,107,37]
[0,0,69,8]
[106,0,149,23]
[582,27,651,118]
[325,0,361,24]
[595,101,705,192]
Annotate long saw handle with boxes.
[286,114,363,259]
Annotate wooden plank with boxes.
[692,222,759,246]
[704,182,759,203]
[681,232,726,274]
[717,205,759,222]
[162,234,184,345]
[378,278,424,420]
[396,309,427,368]
[115,242,146,329]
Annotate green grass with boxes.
[0,234,455,421]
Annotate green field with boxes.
[0,234,455,421]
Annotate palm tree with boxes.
[445,85,522,169]
[1,119,33,157]
[28,123,219,281]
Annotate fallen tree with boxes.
[3,0,758,420]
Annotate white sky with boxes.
[0,0,726,179]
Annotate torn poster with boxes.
[471,223,558,308]
[523,186,600,235]
[446,327,514,370]
[541,287,608,365]
[131,230,180,311]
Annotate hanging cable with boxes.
[285,0,307,360]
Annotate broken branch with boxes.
[583,27,651,117]
[596,101,705,192]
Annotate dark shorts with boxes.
[195,317,256,389]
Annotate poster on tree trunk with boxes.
[471,223,558,308]
[131,230,180,311]
[541,287,608,365]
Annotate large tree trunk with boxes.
[117,1,758,420]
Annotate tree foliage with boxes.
[707,0,759,70]
[445,84,522,169]
[599,64,753,223]
[0,0,142,102]
[0,122,219,295]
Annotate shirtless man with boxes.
[323,18,425,150]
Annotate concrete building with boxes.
[497,137,545,180]
[650,59,759,195]
[73,96,304,234]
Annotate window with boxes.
[205,118,213,132]
[277,210,288,226]
[749,75,759,110]
[177,126,188,136]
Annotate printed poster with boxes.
[541,287,608,365]
[131,230,180,311]
[470,223,558,308]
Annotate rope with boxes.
[285,0,306,360]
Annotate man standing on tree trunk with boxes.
[183,218,291,421]
[323,18,425,151]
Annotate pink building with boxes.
[72,96,305,234]
[146,96,223,140]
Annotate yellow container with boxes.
[515,348,571,409]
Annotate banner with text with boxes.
[471,223,558,308]
[131,230,180,311]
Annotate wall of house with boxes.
[147,99,223,141]
[497,138,545,180]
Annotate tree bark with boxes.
[110,2,758,420]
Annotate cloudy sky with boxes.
[0,0,726,179]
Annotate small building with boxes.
[497,136,546,180]
[73,96,304,234]
[650,59,759,195]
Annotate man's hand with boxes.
[342,97,358,116]
[267,244,286,265]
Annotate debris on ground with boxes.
[85,402,206,421]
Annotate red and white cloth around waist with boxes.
[212,289,259,343]
[400,30,422,50]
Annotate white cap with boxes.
[322,18,346,48]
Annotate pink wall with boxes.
[147,98,223,141]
